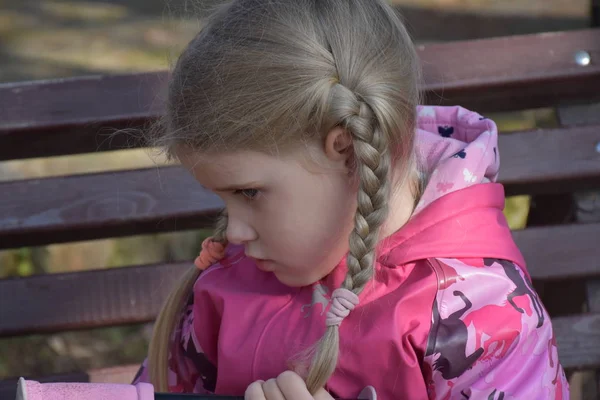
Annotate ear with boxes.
[324,127,353,162]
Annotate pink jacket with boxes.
[130,106,568,399]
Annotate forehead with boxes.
[183,150,277,172]
[177,148,304,188]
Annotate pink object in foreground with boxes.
[16,378,155,400]
[15,378,376,399]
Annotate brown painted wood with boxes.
[513,222,600,280]
[0,166,223,250]
[0,262,190,337]
[1,29,599,161]
[498,125,600,196]
[551,102,600,399]
[585,280,600,399]
[393,3,590,42]
[419,29,600,112]
[1,221,599,338]
[2,124,599,250]
[553,313,600,370]
[561,102,600,316]
[558,102,600,127]
[0,72,166,161]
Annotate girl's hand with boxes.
[245,371,334,400]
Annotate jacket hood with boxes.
[378,106,526,269]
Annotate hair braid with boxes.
[329,83,391,294]
[305,83,391,393]
[344,104,390,296]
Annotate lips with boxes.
[253,258,275,272]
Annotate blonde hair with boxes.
[147,0,421,393]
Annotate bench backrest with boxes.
[1,28,599,393]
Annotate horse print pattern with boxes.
[424,258,568,399]
[484,258,545,328]
[301,284,330,318]
[426,291,484,379]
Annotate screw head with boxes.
[575,50,591,66]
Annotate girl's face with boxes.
[177,140,357,287]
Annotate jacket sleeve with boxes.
[423,258,569,399]
[132,294,217,394]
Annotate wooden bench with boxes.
[1,28,600,399]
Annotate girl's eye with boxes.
[235,188,259,200]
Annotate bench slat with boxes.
[499,125,600,196]
[0,73,163,161]
[513,223,600,280]
[0,29,598,161]
[553,313,600,370]
[1,221,599,337]
[0,167,223,249]
[0,262,189,337]
[2,124,599,250]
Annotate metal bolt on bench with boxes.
[575,50,592,66]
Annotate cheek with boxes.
[265,172,356,262]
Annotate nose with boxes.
[226,213,258,245]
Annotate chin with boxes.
[273,272,320,288]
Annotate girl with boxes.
[132,0,568,398]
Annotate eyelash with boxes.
[234,188,259,200]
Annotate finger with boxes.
[313,388,335,400]
[245,380,267,400]
[262,378,286,400]
[276,371,313,400]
